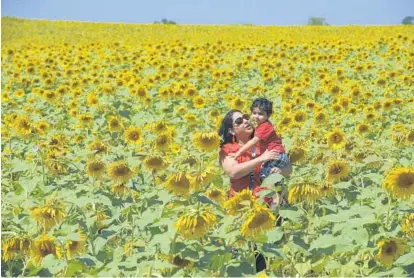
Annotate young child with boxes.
[233,97,288,181]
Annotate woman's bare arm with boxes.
[221,149,279,180]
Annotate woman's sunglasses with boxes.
[233,114,250,126]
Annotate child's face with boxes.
[251,107,268,125]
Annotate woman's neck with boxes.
[236,135,250,145]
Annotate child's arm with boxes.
[234,136,260,157]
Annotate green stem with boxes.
[170,233,178,255]
[385,194,392,231]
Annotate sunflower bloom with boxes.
[66,232,87,260]
[30,234,62,264]
[288,146,307,164]
[193,131,220,152]
[175,211,217,239]
[124,127,142,145]
[224,189,257,216]
[326,160,350,183]
[107,161,134,185]
[85,159,106,179]
[375,238,409,268]
[401,213,414,237]
[206,187,227,205]
[31,198,66,230]
[241,205,276,240]
[107,116,124,132]
[155,132,172,151]
[382,168,414,199]
[143,155,169,171]
[327,128,347,150]
[164,172,194,196]
[14,115,32,136]
[2,235,31,261]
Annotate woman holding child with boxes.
[218,98,292,202]
[218,98,292,273]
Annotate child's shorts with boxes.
[259,152,289,181]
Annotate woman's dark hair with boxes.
[218,109,241,147]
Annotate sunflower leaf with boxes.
[395,251,414,266]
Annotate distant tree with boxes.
[308,17,328,25]
[402,16,414,24]
[155,18,177,25]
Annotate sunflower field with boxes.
[1,17,414,276]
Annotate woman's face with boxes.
[231,111,253,137]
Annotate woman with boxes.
[218,109,292,273]
[218,109,292,200]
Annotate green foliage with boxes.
[308,17,329,25]
[402,16,414,24]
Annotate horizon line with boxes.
[1,15,406,27]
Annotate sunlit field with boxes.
[1,17,414,276]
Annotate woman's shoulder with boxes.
[220,143,240,155]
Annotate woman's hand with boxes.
[259,149,280,163]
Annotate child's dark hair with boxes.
[250,98,273,116]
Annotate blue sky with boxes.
[1,0,413,25]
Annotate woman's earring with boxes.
[232,135,236,143]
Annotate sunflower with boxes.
[35,121,50,135]
[2,235,31,261]
[375,238,408,268]
[401,213,414,237]
[143,155,169,171]
[382,168,414,199]
[313,111,329,125]
[111,183,130,196]
[288,146,307,164]
[44,149,67,175]
[66,231,87,260]
[224,189,257,216]
[124,127,142,145]
[164,172,194,196]
[241,205,276,240]
[14,115,32,136]
[356,123,370,136]
[155,132,172,151]
[206,187,226,205]
[107,161,134,185]
[192,166,217,190]
[293,110,307,123]
[288,182,322,204]
[85,159,106,179]
[86,92,99,106]
[30,234,62,264]
[88,140,109,154]
[175,210,217,239]
[14,89,25,98]
[31,198,66,230]
[230,97,246,110]
[151,120,170,134]
[327,128,347,150]
[326,160,350,182]
[208,109,220,120]
[107,116,124,132]
[193,131,220,152]
[77,114,93,128]
[193,95,207,109]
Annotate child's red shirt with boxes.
[255,121,285,155]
